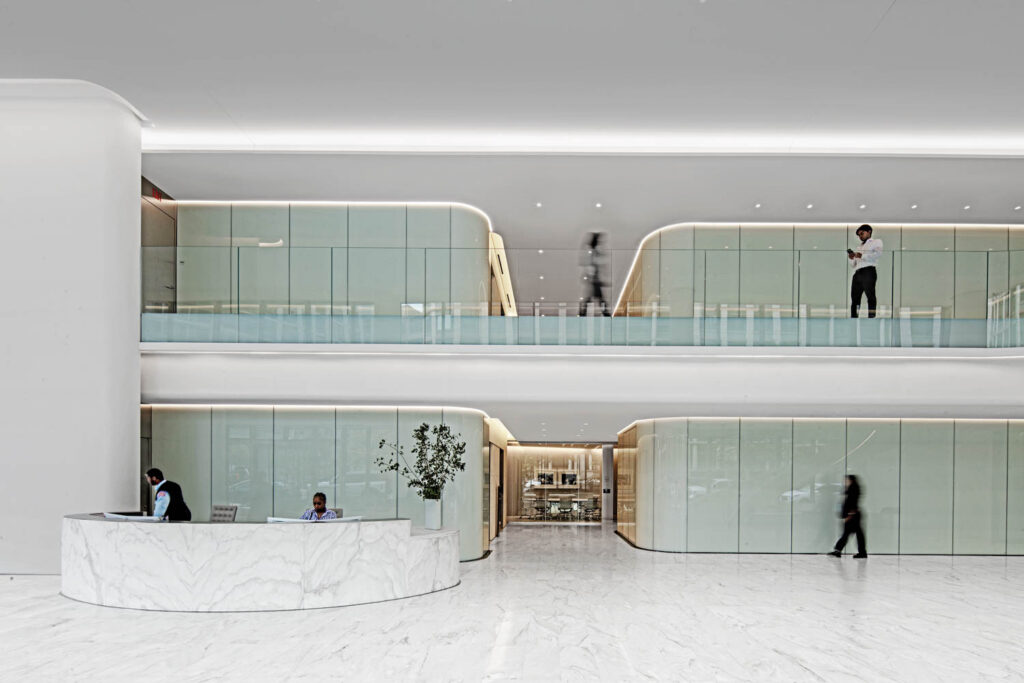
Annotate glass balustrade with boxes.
[141,245,1024,348]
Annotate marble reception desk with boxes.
[61,514,459,611]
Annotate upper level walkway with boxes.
[142,308,1022,348]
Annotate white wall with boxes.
[141,343,1024,444]
[0,81,142,573]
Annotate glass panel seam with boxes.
[897,419,902,554]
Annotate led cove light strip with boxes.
[142,129,1024,157]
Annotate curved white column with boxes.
[61,515,459,611]
[0,80,143,572]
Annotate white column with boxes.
[0,80,143,573]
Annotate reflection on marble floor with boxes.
[3,523,1024,681]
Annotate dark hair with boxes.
[845,474,860,494]
[857,224,872,233]
[146,468,164,480]
[312,492,327,503]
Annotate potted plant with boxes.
[376,422,467,530]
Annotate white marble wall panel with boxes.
[61,516,458,612]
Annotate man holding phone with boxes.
[848,224,883,318]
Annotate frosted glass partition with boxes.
[739,419,792,552]
[148,404,489,561]
[617,417,1024,555]
[150,202,494,317]
[616,222,1024,326]
[686,419,739,552]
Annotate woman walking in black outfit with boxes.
[829,475,867,558]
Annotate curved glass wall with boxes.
[146,404,489,561]
[616,417,1024,555]
[142,202,506,338]
[611,222,1024,348]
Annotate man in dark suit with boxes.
[146,468,192,521]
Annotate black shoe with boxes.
[828,550,841,557]
[853,553,867,558]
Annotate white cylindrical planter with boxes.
[425,498,442,530]
[0,80,144,573]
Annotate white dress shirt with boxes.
[152,480,170,518]
[850,237,883,271]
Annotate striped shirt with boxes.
[300,508,337,521]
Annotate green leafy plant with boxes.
[376,422,467,500]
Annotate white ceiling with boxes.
[8,0,1024,305]
[5,0,1024,138]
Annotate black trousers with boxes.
[851,266,877,318]
[579,281,610,316]
[834,513,866,554]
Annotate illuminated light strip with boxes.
[612,221,1024,315]
[173,200,494,233]
[616,416,1024,436]
[142,128,1024,156]
[144,403,518,441]
[142,402,492,419]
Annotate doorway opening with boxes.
[505,442,604,524]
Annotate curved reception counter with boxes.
[61,514,459,611]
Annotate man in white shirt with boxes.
[848,224,883,318]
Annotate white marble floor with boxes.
[3,524,1024,682]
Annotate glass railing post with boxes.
[533,302,540,345]
[798,305,807,347]
[899,307,912,347]
[932,306,942,348]
[452,303,462,344]
[828,305,836,346]
[987,295,995,348]
[650,303,658,346]
[558,302,567,346]
[693,303,703,346]
[478,303,488,345]
[719,304,728,347]
[745,304,755,347]
[770,304,781,346]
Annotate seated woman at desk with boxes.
[300,492,337,521]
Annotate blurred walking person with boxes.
[579,231,610,316]
[829,475,867,558]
